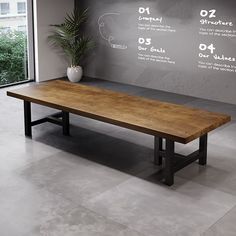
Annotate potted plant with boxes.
[48,8,94,82]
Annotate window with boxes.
[0,0,34,87]
[0,3,10,15]
[18,25,26,32]
[17,2,26,14]
[0,27,10,33]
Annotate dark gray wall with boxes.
[77,0,236,104]
[35,0,74,82]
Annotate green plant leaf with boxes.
[48,7,94,66]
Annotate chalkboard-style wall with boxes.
[76,0,236,104]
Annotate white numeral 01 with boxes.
[200,9,216,18]
[139,7,150,15]
[199,43,216,54]
[138,38,152,45]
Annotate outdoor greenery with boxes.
[0,30,27,86]
[48,8,94,67]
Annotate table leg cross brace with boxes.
[154,134,208,186]
[24,101,70,137]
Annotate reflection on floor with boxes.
[1,77,236,236]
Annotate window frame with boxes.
[0,2,10,15]
[17,1,26,14]
[0,0,35,88]
[27,0,35,83]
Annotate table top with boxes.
[7,80,231,143]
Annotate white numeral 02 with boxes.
[200,9,216,18]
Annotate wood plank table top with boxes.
[7,80,231,144]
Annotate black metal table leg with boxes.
[24,101,32,137]
[154,136,163,166]
[155,134,209,186]
[62,111,70,136]
[164,139,175,186]
[199,134,208,165]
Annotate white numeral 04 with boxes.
[199,43,216,54]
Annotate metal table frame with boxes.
[24,100,208,186]
[154,135,207,186]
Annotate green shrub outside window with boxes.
[0,30,28,86]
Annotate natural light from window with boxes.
[0,0,33,87]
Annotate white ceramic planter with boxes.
[67,66,83,83]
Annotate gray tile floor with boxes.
[1,78,236,236]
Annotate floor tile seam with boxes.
[9,145,153,203]
[182,100,236,116]
[108,131,155,147]
[201,203,236,235]
[78,163,161,205]
[0,149,62,189]
[184,97,226,105]
[175,170,236,198]
[30,166,133,207]
[132,87,199,98]
[11,149,62,176]
[40,122,121,141]
[32,184,143,234]
[80,204,148,236]
[81,172,236,209]
[80,201,160,236]
[29,181,148,236]
[75,197,141,234]
[79,183,182,236]
[39,144,156,173]
[79,175,135,207]
[51,130,157,164]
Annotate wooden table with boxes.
[7,80,231,185]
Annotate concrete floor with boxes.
[1,77,236,236]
